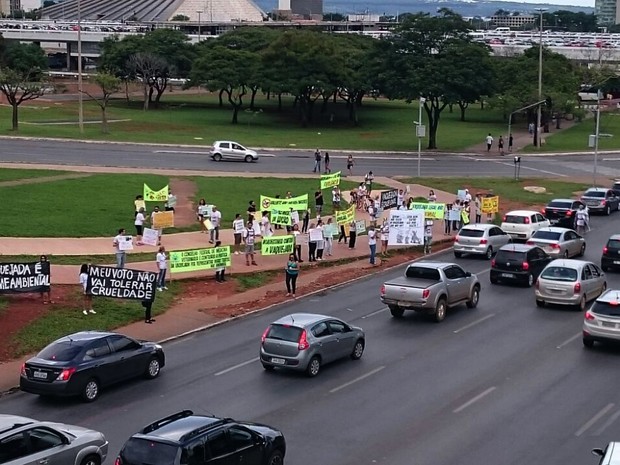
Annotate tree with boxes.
[171,14,189,21]
[0,43,47,130]
[128,52,167,111]
[83,72,121,133]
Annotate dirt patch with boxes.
[169,177,198,227]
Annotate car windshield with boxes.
[405,267,441,280]
[37,341,84,361]
[266,324,303,342]
[504,215,528,224]
[591,300,620,317]
[584,191,605,198]
[607,239,620,250]
[541,266,577,282]
[495,251,526,261]
[547,201,571,209]
[532,231,561,241]
[121,439,178,464]
[458,229,484,237]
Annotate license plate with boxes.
[614,261,620,265]
[270,358,285,365]
[602,321,617,328]
[501,273,514,278]
[33,371,47,379]
[399,301,410,306]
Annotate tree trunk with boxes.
[124,80,130,104]
[142,83,149,111]
[458,102,468,122]
[480,100,484,110]
[278,93,282,111]
[266,90,271,100]
[218,88,224,107]
[11,102,18,131]
[424,100,445,150]
[333,91,337,104]
[101,106,108,134]
[448,104,453,113]
[250,87,258,110]
[148,86,154,105]
[321,94,330,114]
[348,101,359,126]
[231,105,240,124]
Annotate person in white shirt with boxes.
[113,228,127,269]
[209,206,222,243]
[485,133,494,152]
[380,219,389,255]
[261,211,273,238]
[464,189,472,203]
[79,263,94,315]
[424,220,434,254]
[316,221,325,260]
[243,221,258,266]
[156,246,168,291]
[368,226,377,265]
[324,218,334,256]
[134,207,145,244]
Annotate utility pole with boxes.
[534,8,546,148]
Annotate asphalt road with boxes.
[2,138,620,179]
[3,214,620,464]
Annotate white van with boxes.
[494,27,511,33]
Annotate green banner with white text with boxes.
[260,194,308,212]
[261,235,295,255]
[170,247,231,273]
[320,171,341,189]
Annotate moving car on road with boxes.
[20,331,165,402]
[601,234,620,271]
[500,210,550,241]
[211,140,259,162]
[116,410,285,465]
[453,223,511,259]
[381,261,480,322]
[526,227,586,258]
[542,198,585,229]
[490,244,552,287]
[260,313,365,377]
[535,259,606,310]
[580,187,619,215]
[583,289,620,348]
[0,414,108,465]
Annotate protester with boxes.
[39,255,52,304]
[347,154,354,176]
[315,189,324,215]
[210,206,222,243]
[332,186,341,210]
[380,219,389,255]
[461,202,471,226]
[247,200,257,222]
[474,194,482,223]
[348,220,357,249]
[313,148,322,173]
[214,241,226,282]
[452,200,462,231]
[324,152,331,173]
[444,204,452,235]
[243,221,258,266]
[364,171,374,194]
[273,195,283,230]
[424,220,434,254]
[156,246,168,291]
[134,194,145,217]
[308,222,317,262]
[197,198,208,233]
[368,225,377,265]
[142,299,155,324]
[79,263,94,315]
[338,222,348,244]
[113,228,127,269]
[165,191,176,212]
[293,223,304,262]
[285,253,299,298]
[260,210,273,238]
[302,208,310,233]
[324,218,334,256]
[316,220,325,261]
[233,213,243,255]
[134,207,145,244]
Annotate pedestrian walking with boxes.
[485,133,493,152]
[214,241,226,282]
[313,149,322,173]
[347,154,354,176]
[285,253,299,298]
[324,152,331,173]
[368,226,377,265]
[293,223,304,262]
[113,228,127,269]
[508,133,514,152]
[348,220,357,249]
[142,299,155,324]
[365,171,374,194]
[243,221,258,266]
[498,135,505,156]
[134,207,145,244]
[424,220,434,254]
[209,206,221,243]
[79,263,94,315]
[156,246,168,291]
[315,189,324,215]
[576,205,588,235]
[324,218,334,256]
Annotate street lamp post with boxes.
[197,11,202,42]
[77,0,83,133]
[535,8,546,148]
[415,97,426,178]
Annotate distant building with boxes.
[348,13,380,22]
[491,14,535,29]
[596,0,620,25]
[20,0,41,10]
[290,0,322,16]
[1,0,20,15]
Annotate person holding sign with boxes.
[324,218,334,256]
[424,220,434,255]
[134,195,145,218]
[197,199,208,233]
[79,264,94,315]
[113,228,127,269]
[156,246,168,291]
[243,221,258,266]
[380,219,389,256]
[285,253,299,298]
[292,224,304,263]
[232,213,244,255]
[368,226,377,266]
[209,206,222,244]
[349,220,357,249]
[134,207,146,245]
[39,255,52,304]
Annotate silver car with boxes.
[0,414,108,465]
[210,140,259,162]
[453,224,511,259]
[526,227,586,258]
[535,259,607,310]
[260,313,365,377]
[583,289,620,348]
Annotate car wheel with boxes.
[306,356,321,377]
[213,153,222,162]
[389,305,404,318]
[267,450,284,465]
[244,155,253,163]
[80,455,101,465]
[602,265,609,272]
[454,251,462,258]
[576,295,586,312]
[525,273,534,288]
[583,337,594,348]
[262,363,275,371]
[434,298,447,323]
[485,247,493,260]
[82,378,100,403]
[602,282,607,292]
[490,275,498,284]
[466,286,480,308]
[351,339,365,360]
[579,244,586,257]
[563,250,569,258]
[606,205,611,216]
[145,356,161,379]
[536,299,545,307]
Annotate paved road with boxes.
[2,214,620,464]
[2,138,620,178]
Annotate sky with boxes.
[501,0,594,6]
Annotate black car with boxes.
[601,234,620,271]
[116,410,286,465]
[490,244,552,287]
[543,198,585,229]
[20,331,165,402]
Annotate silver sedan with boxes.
[453,224,512,259]
[526,227,585,258]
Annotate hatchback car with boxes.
[490,244,552,287]
[580,187,619,215]
[535,259,606,310]
[583,289,620,348]
[20,331,165,402]
[260,313,365,377]
[592,442,620,464]
[453,224,511,259]
[0,414,107,465]
[526,227,586,258]
[211,140,259,162]
[500,210,550,241]
[601,234,620,271]
[116,410,285,465]
[543,199,586,228]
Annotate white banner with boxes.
[291,211,299,224]
[233,219,245,233]
[309,228,323,242]
[355,220,366,234]
[388,210,424,246]
[142,228,159,246]
[118,236,134,251]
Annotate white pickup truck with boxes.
[380,261,480,322]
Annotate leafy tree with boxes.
[171,14,189,21]
[128,52,167,111]
[83,72,121,133]
[0,43,47,130]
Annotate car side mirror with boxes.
[465,271,472,277]
[592,448,605,457]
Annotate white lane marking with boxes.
[491,161,568,177]
[575,403,615,436]
[453,386,497,413]
[603,157,620,161]
[362,307,388,319]
[593,408,620,436]
[331,155,436,161]
[329,366,385,393]
[476,268,491,276]
[453,314,496,334]
[214,357,259,376]
[346,307,354,312]
[556,332,582,349]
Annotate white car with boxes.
[210,141,259,162]
[500,210,551,241]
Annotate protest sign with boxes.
[324,223,338,237]
[198,205,213,217]
[135,199,146,211]
[170,247,231,273]
[335,204,355,225]
[118,236,134,251]
[387,210,424,246]
[309,228,324,242]
[461,210,469,224]
[320,171,341,189]
[152,211,174,229]
[144,184,169,202]
[142,228,159,246]
[380,189,398,209]
[271,211,292,226]
[86,266,157,301]
[449,209,461,221]
[410,202,445,219]
[233,219,245,233]
[291,211,300,224]
[0,262,50,294]
[481,196,499,214]
[260,194,308,212]
[252,220,261,236]
[203,219,214,231]
[355,220,366,234]
[261,235,295,255]
[166,195,177,208]
[457,189,467,200]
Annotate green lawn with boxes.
[0,168,70,182]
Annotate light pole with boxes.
[197,11,202,42]
[535,8,546,148]
[77,0,83,133]
[415,97,426,178]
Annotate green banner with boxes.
[260,194,308,212]
[335,204,355,225]
[271,211,292,226]
[261,235,295,255]
[143,183,169,202]
[170,247,231,273]
[410,202,445,219]
[320,171,341,189]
